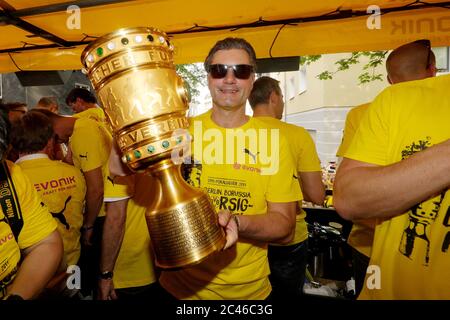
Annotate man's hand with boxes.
[81,228,94,246]
[97,279,118,300]
[218,210,239,250]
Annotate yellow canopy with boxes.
[1,0,449,72]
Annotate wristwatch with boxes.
[99,271,114,280]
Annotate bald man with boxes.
[336,39,437,298]
[386,39,436,84]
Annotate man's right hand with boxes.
[217,210,239,250]
[97,279,118,300]
[81,228,94,246]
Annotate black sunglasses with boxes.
[413,39,432,68]
[208,64,254,79]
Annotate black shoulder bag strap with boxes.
[0,161,24,241]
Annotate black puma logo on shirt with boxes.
[243,148,259,162]
[50,196,71,230]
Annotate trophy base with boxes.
[146,192,226,269]
[145,160,226,269]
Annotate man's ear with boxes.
[269,91,278,105]
[428,62,437,77]
[43,137,55,159]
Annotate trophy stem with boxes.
[145,160,226,269]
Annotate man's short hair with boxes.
[3,102,27,113]
[36,96,58,110]
[32,107,63,121]
[11,110,54,154]
[65,87,97,105]
[386,39,436,83]
[204,37,257,72]
[249,76,281,109]
[0,107,10,160]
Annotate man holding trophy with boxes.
[82,29,301,300]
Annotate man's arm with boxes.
[334,139,450,220]
[235,201,297,245]
[299,171,325,205]
[98,199,128,300]
[109,141,132,177]
[7,230,63,299]
[82,167,104,245]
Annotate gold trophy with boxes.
[81,27,225,269]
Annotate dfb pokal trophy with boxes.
[81,27,225,269]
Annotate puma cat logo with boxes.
[50,196,71,230]
[243,148,259,162]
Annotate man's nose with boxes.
[223,68,237,82]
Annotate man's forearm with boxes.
[238,202,297,244]
[299,171,325,205]
[8,231,63,299]
[100,200,128,272]
[84,188,104,226]
[334,140,450,220]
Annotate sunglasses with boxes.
[208,64,254,79]
[413,39,432,69]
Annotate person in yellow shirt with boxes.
[0,108,63,300]
[249,76,324,299]
[11,111,86,267]
[33,108,112,298]
[336,39,437,298]
[334,57,450,299]
[66,87,107,125]
[99,173,159,300]
[64,88,135,300]
[159,38,302,300]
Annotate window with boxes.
[433,47,449,73]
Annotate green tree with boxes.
[300,51,388,85]
[176,63,207,104]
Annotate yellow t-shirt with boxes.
[73,107,107,125]
[16,154,86,266]
[344,75,450,299]
[70,117,112,217]
[336,103,374,257]
[336,103,370,158]
[73,107,113,137]
[257,116,321,245]
[0,161,57,299]
[113,174,157,289]
[159,111,302,300]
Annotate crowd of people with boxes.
[0,37,448,301]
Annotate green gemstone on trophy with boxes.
[176,136,183,144]
[147,145,155,153]
[96,47,103,56]
[126,154,131,162]
[121,37,129,45]
[162,141,170,149]
[134,150,142,158]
